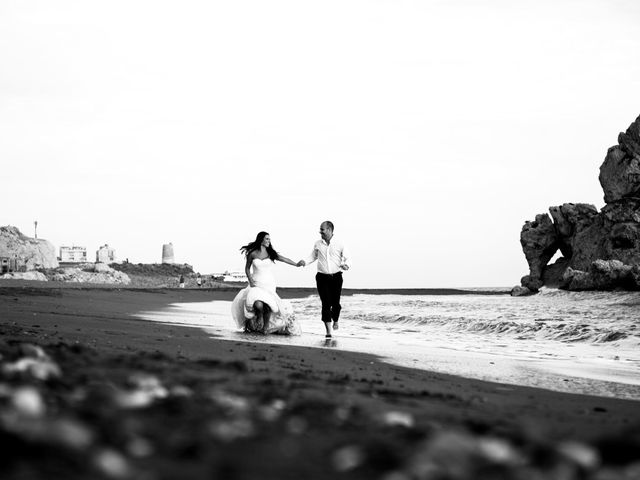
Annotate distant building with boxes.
[0,256,23,274]
[223,271,248,283]
[96,244,116,263]
[59,246,87,263]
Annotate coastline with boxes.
[0,279,509,296]
[1,284,639,479]
[137,290,640,401]
[282,286,511,297]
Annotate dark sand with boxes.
[1,283,639,479]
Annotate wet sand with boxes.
[137,296,640,401]
[1,283,639,479]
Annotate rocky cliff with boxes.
[0,226,58,270]
[516,114,640,294]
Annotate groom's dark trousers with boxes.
[316,272,343,323]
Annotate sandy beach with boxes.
[1,283,640,479]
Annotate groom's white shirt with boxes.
[306,237,350,274]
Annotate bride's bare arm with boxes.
[276,255,299,267]
[245,254,256,287]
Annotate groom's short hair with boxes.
[323,220,334,231]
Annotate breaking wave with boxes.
[293,288,640,346]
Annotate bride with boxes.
[231,231,303,335]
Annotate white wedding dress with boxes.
[231,258,301,335]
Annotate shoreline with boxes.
[1,285,639,478]
[0,279,511,296]
[138,295,640,401]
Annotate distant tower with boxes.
[162,243,174,264]
[34,220,38,239]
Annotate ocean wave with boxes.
[291,291,640,346]
[338,311,638,345]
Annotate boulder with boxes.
[560,267,594,291]
[510,285,534,297]
[93,263,113,273]
[599,115,640,203]
[0,226,58,270]
[0,271,48,281]
[520,274,543,292]
[48,265,131,285]
[560,260,639,291]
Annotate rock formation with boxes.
[0,226,58,271]
[516,114,640,294]
[47,264,131,285]
[0,271,48,281]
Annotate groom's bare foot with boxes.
[323,321,332,337]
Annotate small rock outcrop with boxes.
[561,260,640,291]
[47,264,131,285]
[0,226,58,270]
[517,115,640,293]
[0,271,48,281]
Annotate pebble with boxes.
[406,431,493,479]
[0,412,93,452]
[169,385,193,397]
[209,418,255,442]
[477,437,524,465]
[127,373,168,399]
[93,449,132,479]
[127,437,154,458]
[209,389,251,415]
[334,406,351,422]
[557,441,600,470]
[12,386,46,417]
[331,444,365,472]
[286,416,307,435]
[0,382,12,397]
[3,357,62,380]
[258,399,286,422]
[382,410,415,428]
[49,418,95,450]
[19,343,47,359]
[114,374,170,408]
[115,390,157,409]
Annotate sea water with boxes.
[137,288,640,400]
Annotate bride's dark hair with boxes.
[240,231,280,261]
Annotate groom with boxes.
[299,221,350,338]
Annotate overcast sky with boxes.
[2,0,639,288]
